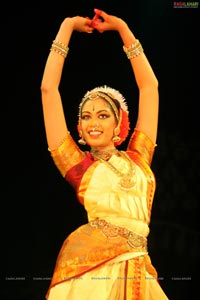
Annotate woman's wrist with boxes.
[117,20,137,47]
[53,18,74,50]
[60,17,74,32]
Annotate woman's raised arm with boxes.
[92,9,159,145]
[40,16,94,150]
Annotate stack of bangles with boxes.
[49,39,143,60]
[123,39,143,59]
[50,40,69,58]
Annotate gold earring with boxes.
[112,127,121,143]
[78,137,86,145]
[78,130,86,145]
[114,127,120,136]
[112,136,121,143]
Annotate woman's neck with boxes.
[90,146,118,160]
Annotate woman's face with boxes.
[80,97,118,149]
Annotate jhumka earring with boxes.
[78,137,86,145]
[78,131,86,145]
[112,127,121,143]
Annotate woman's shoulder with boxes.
[48,132,85,177]
[127,129,157,165]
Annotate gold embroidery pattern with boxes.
[90,218,147,250]
[49,132,85,177]
[128,129,156,165]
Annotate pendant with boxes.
[119,175,135,190]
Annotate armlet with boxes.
[49,132,85,177]
[127,129,156,165]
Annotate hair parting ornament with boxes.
[77,85,130,146]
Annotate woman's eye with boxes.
[99,114,109,119]
[81,115,90,120]
[81,114,110,120]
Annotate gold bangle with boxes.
[50,40,69,58]
[52,40,69,51]
[50,45,68,58]
[123,39,144,59]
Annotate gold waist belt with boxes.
[89,218,147,250]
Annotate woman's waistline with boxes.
[89,218,147,251]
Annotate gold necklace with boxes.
[91,148,118,160]
[92,150,136,190]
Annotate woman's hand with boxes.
[63,10,126,35]
[91,8,126,33]
[68,16,94,33]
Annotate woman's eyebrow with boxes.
[82,109,110,114]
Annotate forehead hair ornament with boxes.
[78,85,129,119]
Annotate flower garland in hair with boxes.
[83,85,129,113]
[115,109,130,146]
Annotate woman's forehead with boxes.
[82,98,112,112]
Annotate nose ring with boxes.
[92,124,99,131]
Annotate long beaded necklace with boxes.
[91,150,136,190]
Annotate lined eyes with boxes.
[81,114,110,120]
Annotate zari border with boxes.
[49,132,85,177]
[125,257,146,300]
[127,129,157,166]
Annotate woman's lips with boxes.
[88,131,102,138]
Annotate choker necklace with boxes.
[91,148,118,161]
[92,150,136,190]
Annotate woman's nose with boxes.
[90,116,99,125]
[90,119,100,129]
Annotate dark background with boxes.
[2,1,199,299]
